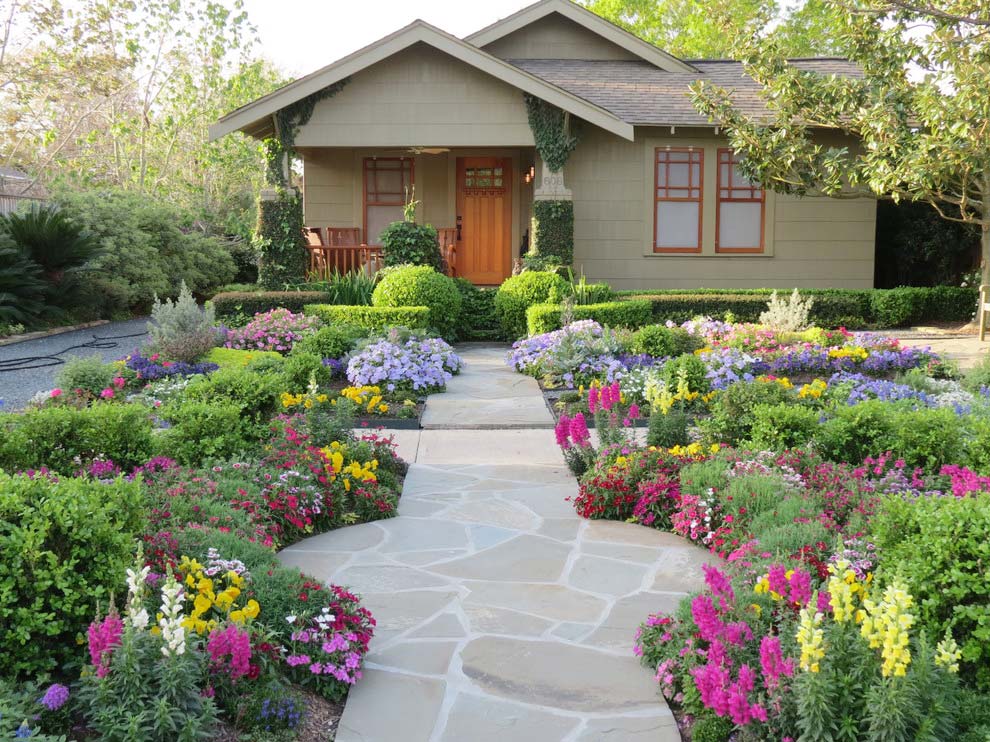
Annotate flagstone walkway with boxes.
[278,346,716,741]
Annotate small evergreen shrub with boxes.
[493,271,571,339]
[179,366,283,429]
[293,324,367,359]
[747,402,819,449]
[699,379,793,445]
[55,354,118,396]
[631,324,697,358]
[691,715,734,742]
[148,281,217,363]
[647,410,690,448]
[379,221,441,270]
[661,353,710,395]
[304,304,430,332]
[0,472,144,677]
[155,400,257,464]
[371,265,462,339]
[281,350,332,389]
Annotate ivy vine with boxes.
[263,78,350,187]
[524,94,580,172]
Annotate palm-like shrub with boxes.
[0,204,102,310]
[0,233,47,325]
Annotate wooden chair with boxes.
[436,227,457,277]
[979,285,990,341]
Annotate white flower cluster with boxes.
[158,575,186,657]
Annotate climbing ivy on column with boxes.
[524,94,579,269]
[254,79,350,287]
[523,94,580,173]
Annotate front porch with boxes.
[299,147,538,285]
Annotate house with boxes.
[210,0,875,289]
[0,167,48,216]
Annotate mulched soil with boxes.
[212,689,344,741]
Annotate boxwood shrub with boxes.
[525,299,652,334]
[371,265,461,339]
[304,304,430,332]
[0,472,144,677]
[0,403,154,474]
[212,291,332,320]
[872,492,990,689]
[494,271,570,339]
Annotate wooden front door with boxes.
[456,157,512,284]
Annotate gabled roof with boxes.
[466,0,697,74]
[512,58,863,127]
[209,18,635,142]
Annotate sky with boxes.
[240,0,535,77]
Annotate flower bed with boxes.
[0,302,465,739]
[529,313,990,740]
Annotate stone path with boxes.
[279,346,715,741]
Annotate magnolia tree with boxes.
[691,0,990,305]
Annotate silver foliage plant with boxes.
[759,288,814,332]
[147,281,218,363]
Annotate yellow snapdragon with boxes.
[826,560,870,624]
[797,604,826,673]
[935,632,962,674]
[861,582,914,677]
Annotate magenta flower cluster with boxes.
[87,610,124,678]
[554,412,590,450]
[207,624,252,680]
[225,309,321,353]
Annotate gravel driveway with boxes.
[0,318,149,410]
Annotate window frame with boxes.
[652,147,704,254]
[362,156,414,246]
[715,148,766,254]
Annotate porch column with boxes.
[533,159,572,201]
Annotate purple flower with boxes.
[39,683,70,711]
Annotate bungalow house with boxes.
[210,0,875,289]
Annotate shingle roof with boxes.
[508,58,862,127]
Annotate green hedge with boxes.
[212,291,332,319]
[526,299,653,334]
[371,265,461,339]
[616,287,977,328]
[531,200,574,265]
[304,304,430,331]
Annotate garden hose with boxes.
[0,331,149,372]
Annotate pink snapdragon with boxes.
[49,388,62,398]
[88,608,124,678]
[100,388,115,399]
[758,636,795,691]
[207,624,253,680]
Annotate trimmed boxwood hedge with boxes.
[526,299,653,334]
[304,304,430,331]
[212,291,332,320]
[617,286,977,329]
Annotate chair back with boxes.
[304,227,325,247]
[326,227,361,247]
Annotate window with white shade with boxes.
[363,157,413,245]
[654,148,703,253]
[717,149,765,252]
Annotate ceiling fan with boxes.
[407,146,450,155]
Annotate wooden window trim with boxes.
[362,156,414,246]
[715,148,765,254]
[653,147,703,254]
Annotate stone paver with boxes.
[278,345,712,741]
